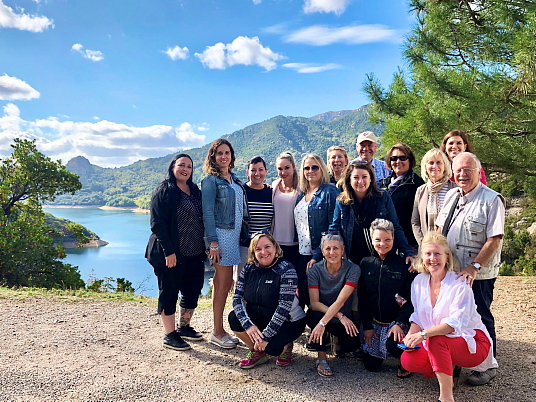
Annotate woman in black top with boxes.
[358,218,416,377]
[145,154,206,351]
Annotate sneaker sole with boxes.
[163,343,191,351]
[275,360,291,367]
[209,339,236,349]
[180,335,204,341]
[239,356,269,369]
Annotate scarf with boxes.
[426,176,450,232]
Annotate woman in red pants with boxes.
[401,232,497,402]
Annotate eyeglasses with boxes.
[390,155,408,162]
[453,168,478,175]
[304,165,320,171]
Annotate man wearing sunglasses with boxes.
[349,131,390,184]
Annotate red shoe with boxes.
[238,350,268,369]
[276,344,293,366]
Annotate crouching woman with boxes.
[228,232,306,369]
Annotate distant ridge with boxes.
[52,105,383,208]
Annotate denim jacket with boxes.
[328,190,414,258]
[201,172,250,243]
[295,183,340,262]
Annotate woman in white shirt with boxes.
[401,232,497,402]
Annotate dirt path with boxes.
[1,277,535,402]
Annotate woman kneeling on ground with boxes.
[228,232,306,369]
[401,232,497,402]
[307,233,361,377]
[358,218,416,377]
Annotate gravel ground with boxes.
[1,276,535,402]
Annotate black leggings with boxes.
[228,310,306,356]
[362,334,403,372]
[153,253,205,315]
[306,309,360,353]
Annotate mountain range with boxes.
[52,104,383,208]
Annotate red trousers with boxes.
[401,329,491,377]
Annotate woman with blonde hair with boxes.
[202,138,249,349]
[326,146,349,184]
[401,232,497,402]
[229,232,306,369]
[271,152,301,269]
[411,148,457,246]
[294,153,339,304]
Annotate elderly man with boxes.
[435,152,505,386]
[349,131,390,183]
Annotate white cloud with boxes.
[0,0,53,32]
[71,43,104,62]
[262,23,289,35]
[285,24,400,46]
[252,0,262,4]
[164,45,189,60]
[93,116,100,120]
[232,122,241,127]
[0,103,207,167]
[195,36,284,71]
[0,74,40,100]
[303,0,350,15]
[283,62,341,73]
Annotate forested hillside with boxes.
[51,105,382,208]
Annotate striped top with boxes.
[244,184,274,235]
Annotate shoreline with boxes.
[44,205,150,214]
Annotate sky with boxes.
[0,0,414,167]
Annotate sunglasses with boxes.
[390,155,408,162]
[250,229,270,239]
[304,165,320,171]
[321,230,341,236]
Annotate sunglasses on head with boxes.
[390,155,408,162]
[304,165,320,171]
[250,229,270,239]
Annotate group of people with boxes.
[145,129,505,402]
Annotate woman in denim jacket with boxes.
[329,162,414,266]
[202,139,249,349]
[294,154,340,305]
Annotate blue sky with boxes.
[1,0,414,167]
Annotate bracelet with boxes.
[210,246,219,251]
[319,321,326,327]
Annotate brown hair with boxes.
[440,130,475,160]
[202,139,236,176]
[337,162,381,205]
[384,143,417,170]
[247,233,284,264]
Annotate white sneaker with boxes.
[210,333,236,349]
[223,333,240,344]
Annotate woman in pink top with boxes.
[440,130,487,185]
[401,232,497,402]
[271,152,301,270]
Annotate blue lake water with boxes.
[43,207,213,298]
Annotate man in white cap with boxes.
[349,131,390,183]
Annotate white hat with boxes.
[356,131,379,145]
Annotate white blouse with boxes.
[294,197,312,255]
[409,271,498,371]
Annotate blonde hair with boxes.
[326,146,349,175]
[298,154,330,193]
[247,233,284,264]
[276,151,299,190]
[420,148,452,182]
[414,232,457,274]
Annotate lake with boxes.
[43,207,213,298]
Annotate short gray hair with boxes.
[369,219,394,237]
[320,233,345,250]
[452,152,482,171]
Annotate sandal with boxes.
[316,359,333,377]
[397,365,412,379]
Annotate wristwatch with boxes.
[420,330,427,340]
[471,262,482,270]
[319,321,326,327]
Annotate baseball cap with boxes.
[356,131,379,145]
